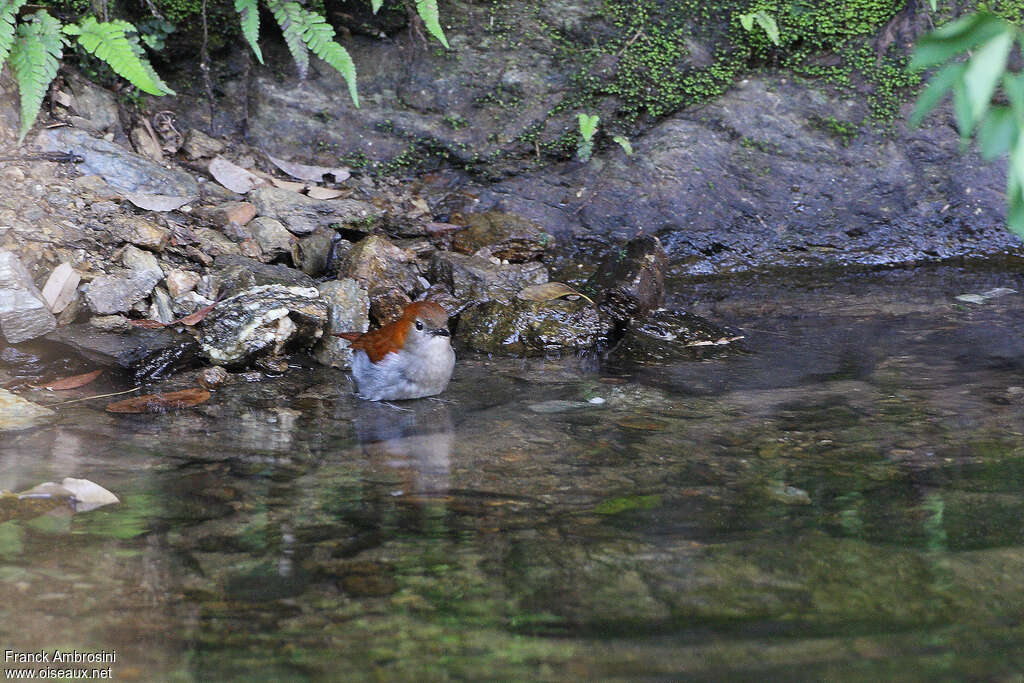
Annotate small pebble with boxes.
[588,396,606,404]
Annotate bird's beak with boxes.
[431,327,451,337]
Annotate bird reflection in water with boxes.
[353,400,453,502]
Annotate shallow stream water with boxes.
[3,263,1024,680]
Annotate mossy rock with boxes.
[458,298,613,356]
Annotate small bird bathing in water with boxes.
[334,301,455,401]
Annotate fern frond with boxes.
[415,0,448,49]
[0,0,29,72]
[300,9,358,106]
[9,10,62,142]
[370,0,383,13]
[234,0,263,64]
[268,0,309,79]
[124,31,176,96]
[63,17,174,96]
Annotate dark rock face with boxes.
[458,298,614,356]
[586,235,667,323]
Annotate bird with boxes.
[334,300,455,401]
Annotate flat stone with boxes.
[0,250,57,343]
[40,262,81,314]
[249,186,382,236]
[429,251,548,309]
[47,323,190,368]
[452,211,554,262]
[38,127,199,198]
[213,255,316,296]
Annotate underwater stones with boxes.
[458,297,613,356]
[0,388,54,431]
[0,251,57,343]
[610,309,744,364]
[197,284,328,366]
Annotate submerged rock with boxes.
[249,186,382,236]
[429,251,548,310]
[451,211,554,262]
[47,324,192,368]
[0,251,57,343]
[198,284,329,366]
[458,298,613,356]
[0,388,54,431]
[586,235,667,323]
[610,309,745,364]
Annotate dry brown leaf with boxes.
[35,370,102,391]
[177,298,221,326]
[305,186,345,200]
[518,282,594,305]
[269,177,308,193]
[124,192,191,212]
[105,388,211,413]
[209,157,266,194]
[266,153,351,183]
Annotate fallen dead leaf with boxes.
[129,319,168,329]
[305,186,345,200]
[105,388,211,413]
[124,192,192,212]
[34,370,103,391]
[518,282,594,305]
[209,156,266,194]
[269,177,309,193]
[266,152,351,183]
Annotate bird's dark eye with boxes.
[415,320,424,331]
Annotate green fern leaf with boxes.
[63,18,174,96]
[9,10,62,141]
[370,0,383,13]
[415,0,448,48]
[0,0,29,72]
[123,30,175,96]
[268,0,309,79]
[234,0,263,64]
[299,9,358,106]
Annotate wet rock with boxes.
[198,284,329,366]
[249,217,297,261]
[585,235,667,323]
[452,211,554,262]
[429,251,548,309]
[165,269,201,298]
[337,235,420,294]
[610,309,744,364]
[212,255,316,296]
[249,186,382,236]
[38,127,199,198]
[47,324,191,368]
[150,286,174,324]
[0,388,54,431]
[458,298,613,356]
[0,250,57,343]
[292,229,337,276]
[198,365,230,389]
[182,129,226,160]
[83,268,161,314]
[313,278,370,369]
[196,201,257,227]
[369,285,411,326]
[106,216,171,252]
